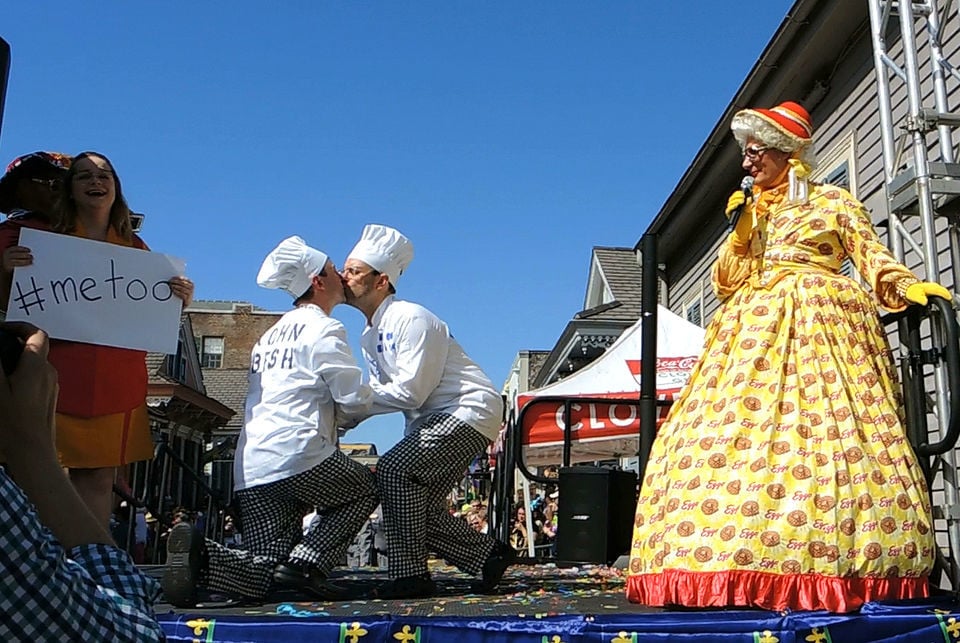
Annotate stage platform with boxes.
[153,562,960,642]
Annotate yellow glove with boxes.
[725,190,746,219]
[725,190,754,245]
[904,281,952,306]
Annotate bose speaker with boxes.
[556,467,637,565]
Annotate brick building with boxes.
[186,300,283,504]
[188,300,282,370]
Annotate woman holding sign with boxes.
[2,151,194,529]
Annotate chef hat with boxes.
[257,235,329,298]
[346,224,414,286]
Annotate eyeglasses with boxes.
[342,266,380,278]
[73,171,114,183]
[742,145,771,161]
[30,177,61,190]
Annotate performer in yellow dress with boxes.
[625,101,951,612]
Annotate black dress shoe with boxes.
[273,562,351,601]
[470,540,517,593]
[161,522,204,607]
[368,574,437,599]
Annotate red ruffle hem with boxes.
[625,569,930,613]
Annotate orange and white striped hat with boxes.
[732,101,813,146]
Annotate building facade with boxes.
[185,300,283,506]
[139,315,234,542]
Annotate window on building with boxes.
[201,336,225,368]
[813,130,856,194]
[813,131,857,280]
[820,161,857,278]
[165,342,188,383]
[684,297,702,327]
[824,162,849,190]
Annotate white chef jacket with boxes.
[235,304,372,491]
[360,295,503,442]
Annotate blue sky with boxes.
[1,2,793,451]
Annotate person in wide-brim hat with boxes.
[0,151,71,218]
[0,152,72,323]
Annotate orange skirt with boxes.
[57,402,154,469]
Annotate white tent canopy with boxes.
[514,305,706,465]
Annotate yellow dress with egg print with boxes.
[625,182,935,612]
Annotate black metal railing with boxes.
[892,295,960,464]
[114,434,230,563]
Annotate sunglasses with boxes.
[30,177,61,190]
[742,145,771,161]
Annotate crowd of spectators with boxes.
[109,501,240,565]
[447,486,559,559]
[508,492,558,556]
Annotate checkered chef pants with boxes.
[203,449,377,599]
[376,412,496,579]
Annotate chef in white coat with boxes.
[162,236,377,607]
[341,224,514,599]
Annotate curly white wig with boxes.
[731,111,817,170]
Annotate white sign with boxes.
[5,229,186,354]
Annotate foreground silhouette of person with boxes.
[0,322,163,640]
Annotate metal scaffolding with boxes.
[869,0,960,592]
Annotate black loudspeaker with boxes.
[556,467,637,565]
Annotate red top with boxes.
[0,215,150,417]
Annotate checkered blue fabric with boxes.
[0,467,163,641]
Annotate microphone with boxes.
[727,176,755,231]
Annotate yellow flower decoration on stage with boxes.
[394,624,421,642]
[186,618,215,643]
[755,631,779,643]
[541,636,565,643]
[612,633,637,643]
[340,621,368,643]
[937,614,960,639]
[805,627,831,643]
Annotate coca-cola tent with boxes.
[515,305,705,465]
